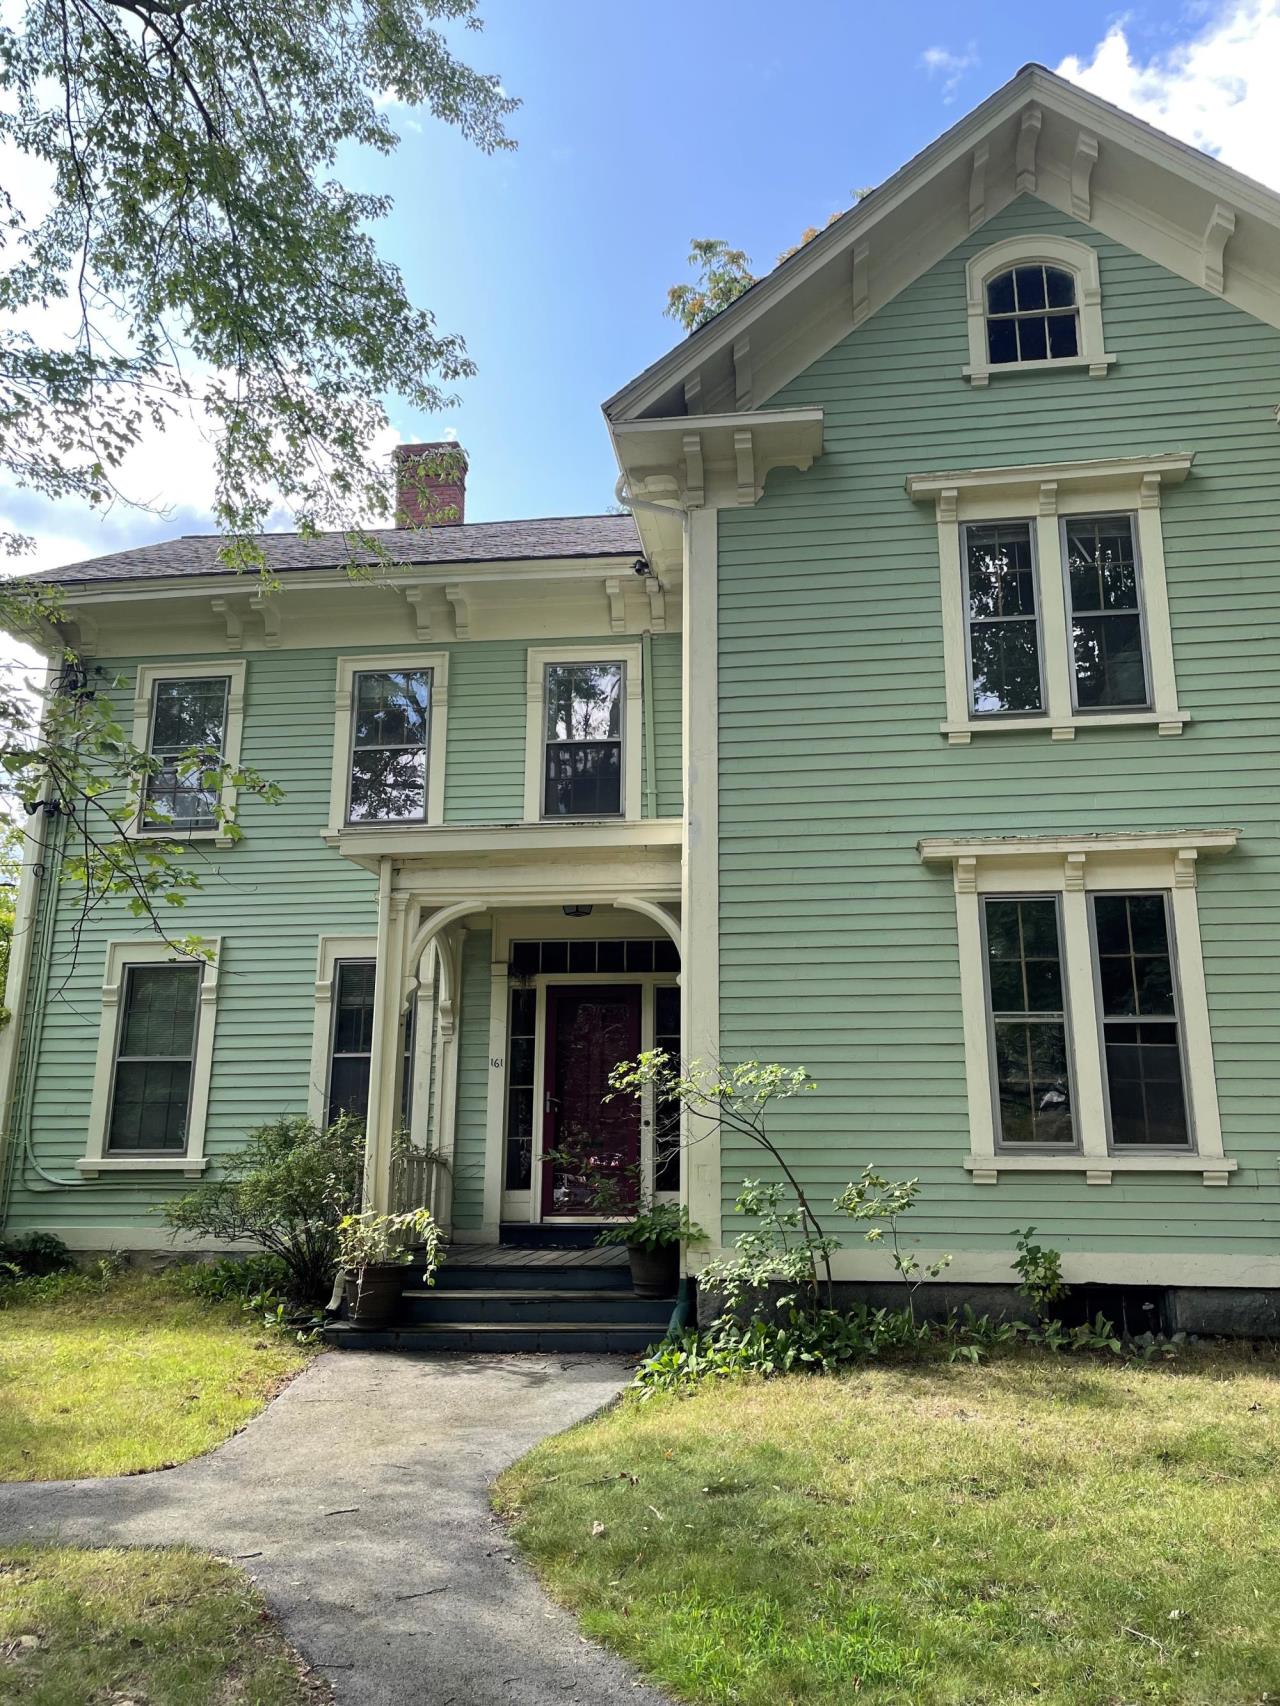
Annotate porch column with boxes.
[429,925,465,1235]
[683,504,722,1248]
[362,864,409,1214]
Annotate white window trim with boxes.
[919,830,1238,1186]
[326,653,449,839]
[80,936,221,1176]
[307,933,431,1148]
[522,643,643,824]
[963,234,1116,386]
[130,661,247,848]
[907,455,1192,744]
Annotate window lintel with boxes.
[906,453,1194,510]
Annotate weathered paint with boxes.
[714,196,1280,1266]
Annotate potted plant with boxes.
[596,1202,705,1299]
[337,1206,442,1326]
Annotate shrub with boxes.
[172,1253,294,1305]
[0,1230,74,1277]
[161,1115,364,1306]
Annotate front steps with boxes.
[323,1251,675,1355]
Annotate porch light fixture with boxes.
[562,904,593,918]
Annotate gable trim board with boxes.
[604,64,1280,430]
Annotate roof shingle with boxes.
[31,514,643,586]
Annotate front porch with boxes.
[323,1239,678,1354]
[352,830,689,1250]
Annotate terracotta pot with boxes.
[628,1242,679,1299]
[343,1262,406,1326]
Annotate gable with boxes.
[761,196,1280,447]
[606,65,1280,430]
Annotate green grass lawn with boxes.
[495,1351,1280,1706]
[0,1273,314,1482]
[0,1544,329,1703]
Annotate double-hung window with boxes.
[543,662,623,817]
[909,456,1189,743]
[349,669,432,823]
[325,958,414,1127]
[983,897,1073,1145]
[1064,515,1149,710]
[107,963,202,1152]
[524,644,643,822]
[964,523,1044,716]
[1091,893,1189,1148]
[132,662,246,844]
[81,938,221,1176]
[327,654,448,836]
[921,832,1235,1186]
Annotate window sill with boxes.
[941,711,1188,746]
[963,352,1116,386]
[128,828,236,850]
[964,1153,1236,1187]
[77,1156,208,1178]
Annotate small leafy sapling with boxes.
[697,1179,842,1315]
[1011,1226,1069,1314]
[836,1167,951,1324]
[608,1054,836,1307]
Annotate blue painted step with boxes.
[323,1321,665,1355]
[436,1263,635,1293]
[402,1287,671,1327]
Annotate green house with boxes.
[3,65,1279,1332]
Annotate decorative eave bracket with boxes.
[1202,203,1236,295]
[612,406,825,511]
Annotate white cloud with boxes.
[1057,1,1280,189]
[920,43,980,103]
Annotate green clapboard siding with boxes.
[5,630,680,1239]
[715,196,1280,1263]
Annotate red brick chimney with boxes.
[394,442,468,527]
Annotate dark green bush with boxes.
[161,1115,364,1306]
[0,1230,74,1277]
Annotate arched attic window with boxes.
[984,263,1078,364]
[964,235,1115,386]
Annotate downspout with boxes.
[665,1273,693,1341]
[0,804,81,1209]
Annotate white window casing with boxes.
[964,234,1116,385]
[307,934,376,1127]
[129,661,247,848]
[918,830,1238,1186]
[80,937,221,1176]
[523,643,643,824]
[326,652,449,839]
[907,454,1192,744]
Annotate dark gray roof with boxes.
[33,513,643,586]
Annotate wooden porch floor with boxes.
[444,1242,628,1270]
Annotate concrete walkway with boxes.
[0,1352,669,1705]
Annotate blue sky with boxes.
[12,0,1280,568]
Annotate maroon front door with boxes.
[541,985,642,1217]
